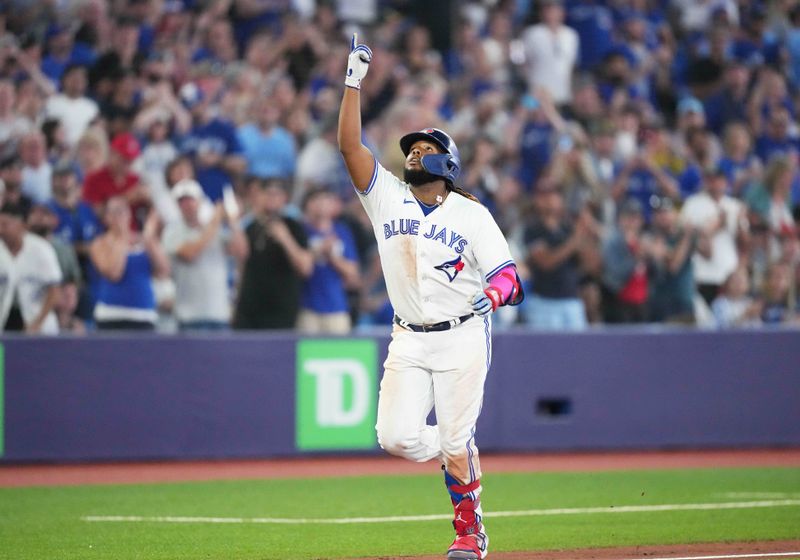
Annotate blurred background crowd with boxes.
[0,0,799,335]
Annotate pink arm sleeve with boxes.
[487,265,518,303]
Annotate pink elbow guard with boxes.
[487,265,521,307]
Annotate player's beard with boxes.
[403,166,439,186]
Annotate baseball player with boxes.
[338,34,523,559]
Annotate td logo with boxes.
[296,340,377,450]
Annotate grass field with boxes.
[1,467,798,560]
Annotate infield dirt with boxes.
[2,448,799,487]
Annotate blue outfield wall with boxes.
[1,329,799,462]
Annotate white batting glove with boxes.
[470,288,502,316]
[345,33,372,90]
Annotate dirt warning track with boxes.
[1,448,799,488]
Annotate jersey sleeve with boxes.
[355,160,404,222]
[471,206,515,281]
[39,240,63,285]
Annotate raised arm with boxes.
[142,210,171,279]
[667,227,695,275]
[90,235,129,283]
[338,33,376,192]
[174,204,225,262]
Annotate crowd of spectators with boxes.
[0,0,799,335]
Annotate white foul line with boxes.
[636,553,800,560]
[82,499,800,525]
[718,492,800,500]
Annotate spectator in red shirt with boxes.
[82,132,150,227]
[601,198,649,323]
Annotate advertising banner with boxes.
[296,339,378,451]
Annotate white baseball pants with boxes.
[375,315,492,484]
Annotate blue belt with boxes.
[394,313,474,333]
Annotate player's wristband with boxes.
[483,287,502,312]
[344,76,361,89]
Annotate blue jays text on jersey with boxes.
[382,218,469,254]
[358,161,513,325]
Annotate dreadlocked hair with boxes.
[448,184,481,204]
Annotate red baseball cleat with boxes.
[447,534,486,559]
[446,496,488,559]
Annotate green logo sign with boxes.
[296,339,377,450]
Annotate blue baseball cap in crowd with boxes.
[521,94,540,110]
[677,97,705,116]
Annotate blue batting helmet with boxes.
[399,128,461,185]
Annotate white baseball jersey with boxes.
[0,233,62,334]
[358,160,514,324]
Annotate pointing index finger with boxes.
[351,32,357,51]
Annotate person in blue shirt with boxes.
[615,12,659,95]
[596,48,647,107]
[733,4,781,68]
[88,197,170,331]
[236,95,297,181]
[678,127,715,199]
[704,60,751,135]
[179,82,247,201]
[755,107,800,163]
[612,130,680,224]
[191,19,238,65]
[230,0,284,55]
[46,163,103,324]
[718,122,761,197]
[786,4,800,88]
[516,90,566,192]
[46,163,101,248]
[566,0,614,72]
[297,187,360,335]
[123,0,156,55]
[40,23,96,84]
